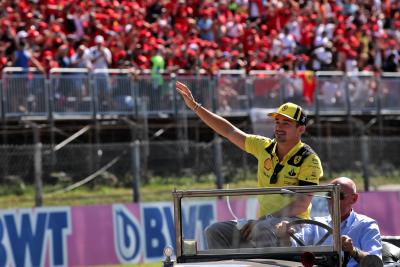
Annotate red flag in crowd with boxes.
[298,71,316,104]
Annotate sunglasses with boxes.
[327,192,352,200]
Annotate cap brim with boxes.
[268,112,296,121]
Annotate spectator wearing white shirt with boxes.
[71,45,92,69]
[312,42,333,71]
[384,40,399,65]
[89,35,112,70]
[71,44,92,97]
[286,17,301,42]
[270,30,283,58]
[314,31,330,48]
[225,15,244,39]
[89,35,112,108]
[279,27,297,56]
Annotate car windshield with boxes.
[173,185,342,266]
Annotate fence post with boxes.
[34,142,43,207]
[211,75,217,113]
[214,135,224,189]
[0,79,8,178]
[31,124,43,207]
[46,77,57,178]
[361,135,370,192]
[0,78,4,124]
[132,140,141,202]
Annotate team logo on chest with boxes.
[293,156,302,165]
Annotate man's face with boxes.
[328,182,357,220]
[273,114,303,143]
[338,187,356,220]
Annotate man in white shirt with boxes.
[312,43,333,71]
[71,45,92,69]
[89,35,112,108]
[89,35,112,70]
[279,27,297,56]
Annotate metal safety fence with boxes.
[1,68,400,120]
[1,137,399,205]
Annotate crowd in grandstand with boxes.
[0,0,399,75]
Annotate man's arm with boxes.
[342,220,382,263]
[93,47,112,65]
[342,235,371,263]
[271,195,313,217]
[102,48,112,65]
[275,220,294,246]
[272,153,322,217]
[176,81,248,150]
[30,54,45,74]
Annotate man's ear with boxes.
[298,124,306,134]
[351,193,359,204]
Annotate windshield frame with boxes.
[172,185,342,266]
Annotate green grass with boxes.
[0,172,399,209]
[0,178,260,209]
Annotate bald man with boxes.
[277,177,382,267]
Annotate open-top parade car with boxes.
[164,185,385,267]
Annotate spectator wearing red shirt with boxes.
[173,0,193,35]
[0,44,10,73]
[200,49,219,75]
[41,50,59,77]
[298,16,316,53]
[242,24,260,53]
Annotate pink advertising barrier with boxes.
[0,191,398,266]
[355,191,400,236]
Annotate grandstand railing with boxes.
[1,68,400,120]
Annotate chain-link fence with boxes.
[1,137,399,202]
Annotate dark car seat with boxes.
[382,241,400,266]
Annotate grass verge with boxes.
[0,173,399,209]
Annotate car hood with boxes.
[174,258,305,266]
